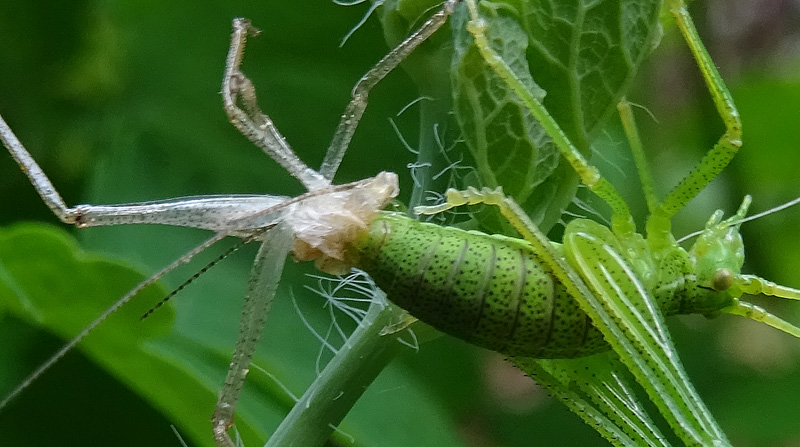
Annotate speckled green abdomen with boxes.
[356,213,608,358]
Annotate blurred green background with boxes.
[1,1,799,446]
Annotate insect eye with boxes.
[712,268,734,291]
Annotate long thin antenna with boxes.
[141,234,260,320]
[732,195,800,226]
[677,195,800,243]
[0,232,229,411]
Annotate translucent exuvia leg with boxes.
[319,0,462,179]
[223,18,328,191]
[1,110,293,232]
[212,223,294,447]
[0,114,76,225]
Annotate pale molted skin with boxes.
[0,3,461,444]
[288,171,399,275]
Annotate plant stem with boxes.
[264,298,410,447]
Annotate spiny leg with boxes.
[223,18,328,190]
[212,224,294,447]
[646,0,742,237]
[617,100,658,214]
[0,114,80,225]
[462,0,636,237]
[318,0,461,179]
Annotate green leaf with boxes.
[450,0,662,232]
[452,8,565,231]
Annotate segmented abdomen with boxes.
[356,213,608,358]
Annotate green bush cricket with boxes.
[1,0,800,446]
[271,1,800,445]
